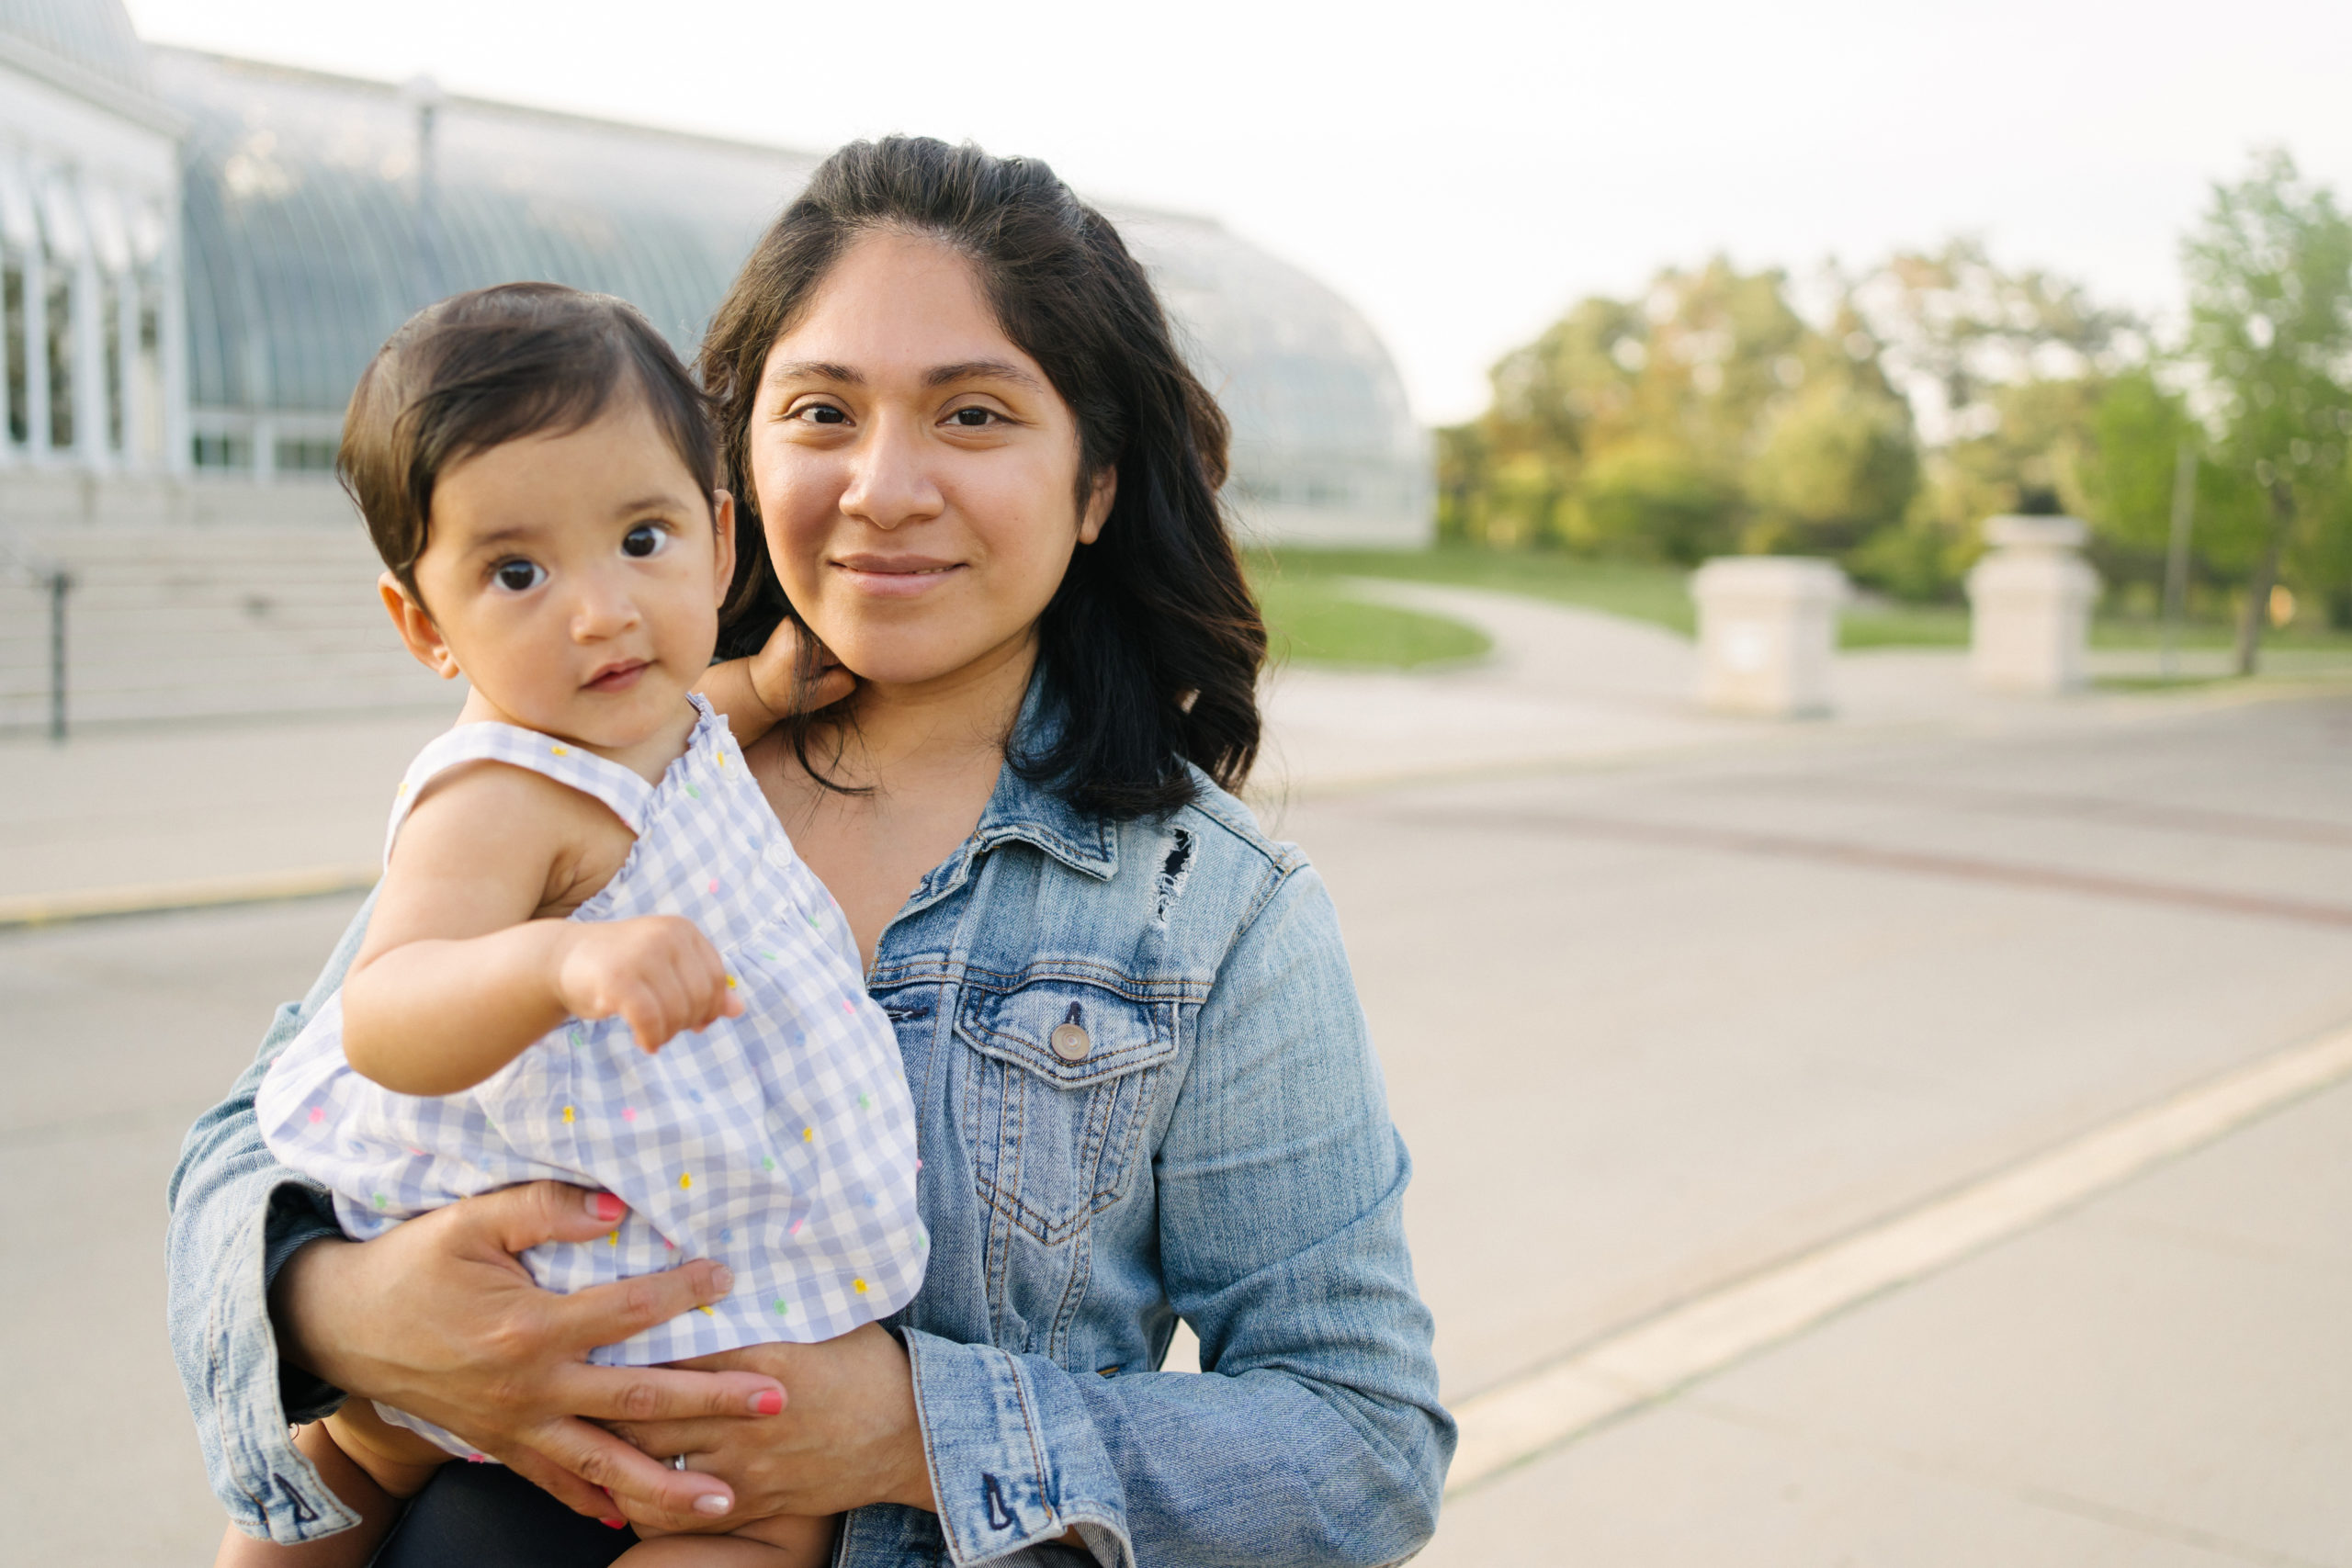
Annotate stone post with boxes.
[1965,515,2100,694]
[1690,556,1847,717]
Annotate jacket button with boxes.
[1050,1022,1091,1062]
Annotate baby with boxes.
[227,284,926,1567]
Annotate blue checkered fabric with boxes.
[257,699,928,1430]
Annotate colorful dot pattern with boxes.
[254,694,927,1461]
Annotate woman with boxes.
[168,136,1452,1566]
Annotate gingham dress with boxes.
[257,700,927,1427]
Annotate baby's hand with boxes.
[554,916,746,1053]
[747,618,855,723]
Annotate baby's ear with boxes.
[380,570,462,680]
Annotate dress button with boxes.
[1049,1022,1091,1062]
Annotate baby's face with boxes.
[398,398,731,750]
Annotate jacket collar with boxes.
[899,675,1116,921]
[967,674,1118,881]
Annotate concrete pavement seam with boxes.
[1445,1020,2352,1496]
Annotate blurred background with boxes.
[4,2,2350,1563]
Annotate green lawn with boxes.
[1250,574,1492,670]
[1253,544,2352,655]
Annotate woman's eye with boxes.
[797,403,848,425]
[949,407,997,427]
[492,559,545,593]
[622,524,667,558]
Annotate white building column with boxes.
[1966,515,2100,694]
[1690,556,1848,717]
[153,188,187,474]
[70,182,107,468]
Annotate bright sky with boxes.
[125,0,2352,426]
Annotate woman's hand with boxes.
[272,1181,787,1526]
[607,1324,937,1533]
[695,620,855,746]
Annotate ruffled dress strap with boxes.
[383,720,659,867]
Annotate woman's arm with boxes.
[165,897,788,1548]
[616,863,1454,1566]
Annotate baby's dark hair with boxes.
[339,283,718,601]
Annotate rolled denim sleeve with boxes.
[902,864,1453,1568]
[164,894,375,1545]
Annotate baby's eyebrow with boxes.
[609,493,689,519]
[460,525,540,554]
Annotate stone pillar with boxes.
[1966,515,2099,694]
[1690,556,1847,717]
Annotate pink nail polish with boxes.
[599,1517,627,1530]
[752,1389,782,1416]
[589,1192,625,1222]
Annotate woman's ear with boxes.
[379,571,462,681]
[710,490,739,606]
[1078,464,1117,545]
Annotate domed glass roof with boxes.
[156,47,1428,539]
[0,0,151,95]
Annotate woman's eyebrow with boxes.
[766,359,862,386]
[926,358,1044,391]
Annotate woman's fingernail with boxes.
[599,1517,627,1530]
[693,1493,732,1517]
[752,1389,782,1416]
[588,1192,625,1222]
[708,1263,735,1296]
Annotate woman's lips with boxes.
[584,660,648,694]
[831,556,967,600]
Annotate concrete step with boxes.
[0,525,442,730]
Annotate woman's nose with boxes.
[837,413,945,529]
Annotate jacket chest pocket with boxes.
[955,977,1180,1246]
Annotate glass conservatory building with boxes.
[0,0,1430,546]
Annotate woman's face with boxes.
[746,229,1114,694]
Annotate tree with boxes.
[1444,258,1918,565]
[2182,149,2352,672]
[1838,241,2146,600]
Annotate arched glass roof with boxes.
[0,0,151,95]
[156,47,1428,536]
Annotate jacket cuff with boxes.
[901,1328,1131,1568]
[215,1179,359,1543]
[261,1181,347,1423]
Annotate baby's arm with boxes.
[694,619,853,747]
[340,761,741,1096]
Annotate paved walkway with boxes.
[1426,1066,2352,1566]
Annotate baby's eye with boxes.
[622,524,668,558]
[492,558,545,593]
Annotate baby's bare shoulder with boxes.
[393,761,634,914]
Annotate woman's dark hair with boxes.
[341,282,718,601]
[702,136,1265,818]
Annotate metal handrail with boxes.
[0,535,72,742]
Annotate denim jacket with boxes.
[165,695,1453,1566]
